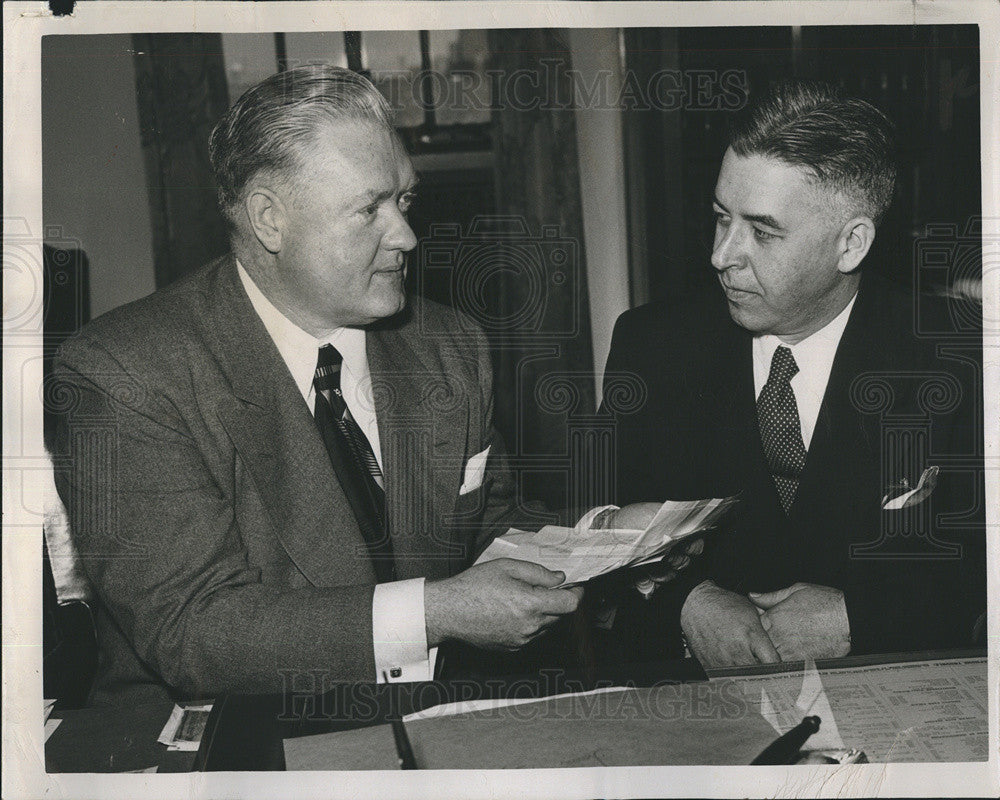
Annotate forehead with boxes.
[304,118,414,188]
[715,148,826,215]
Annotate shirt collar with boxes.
[236,260,369,401]
[753,293,858,397]
[755,291,858,375]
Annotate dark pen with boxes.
[383,672,418,770]
[389,718,418,770]
[751,715,821,765]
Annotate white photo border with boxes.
[4,2,997,798]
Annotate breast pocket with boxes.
[451,475,495,519]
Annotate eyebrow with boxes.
[713,196,786,233]
[354,177,420,206]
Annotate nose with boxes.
[385,206,418,253]
[711,222,744,272]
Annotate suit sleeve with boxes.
[605,312,711,597]
[587,313,706,662]
[53,338,378,697]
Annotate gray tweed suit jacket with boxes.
[54,255,520,705]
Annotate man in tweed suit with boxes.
[54,66,628,705]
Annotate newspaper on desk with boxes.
[475,495,738,585]
[714,656,987,762]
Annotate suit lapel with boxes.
[206,257,374,586]
[680,314,785,589]
[367,316,470,579]
[790,282,879,525]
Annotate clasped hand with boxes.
[750,582,850,662]
[681,580,850,669]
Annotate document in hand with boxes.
[475,496,738,585]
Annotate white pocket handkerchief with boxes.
[459,446,491,495]
[882,465,939,510]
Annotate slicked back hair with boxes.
[209,65,395,227]
[728,80,897,225]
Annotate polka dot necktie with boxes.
[756,345,807,513]
[313,344,394,581]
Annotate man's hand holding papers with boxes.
[591,503,662,532]
[425,559,583,651]
[474,496,738,587]
[592,503,707,594]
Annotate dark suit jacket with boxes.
[53,255,520,705]
[601,272,985,661]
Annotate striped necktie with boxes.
[314,344,384,490]
[313,344,393,581]
[757,345,807,514]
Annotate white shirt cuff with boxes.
[372,577,437,683]
[577,504,620,530]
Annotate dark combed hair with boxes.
[728,79,897,225]
[209,65,395,226]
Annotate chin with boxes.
[371,288,407,321]
[726,302,769,335]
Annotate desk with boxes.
[42,658,705,773]
[197,657,708,771]
[43,649,987,771]
[45,700,198,773]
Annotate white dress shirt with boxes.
[237,263,433,682]
[752,293,858,449]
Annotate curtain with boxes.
[485,29,595,512]
[132,34,231,287]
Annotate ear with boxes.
[836,216,876,274]
[244,186,287,254]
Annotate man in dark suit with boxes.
[601,80,985,669]
[55,66,658,705]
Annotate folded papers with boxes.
[157,704,213,751]
[475,495,738,585]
